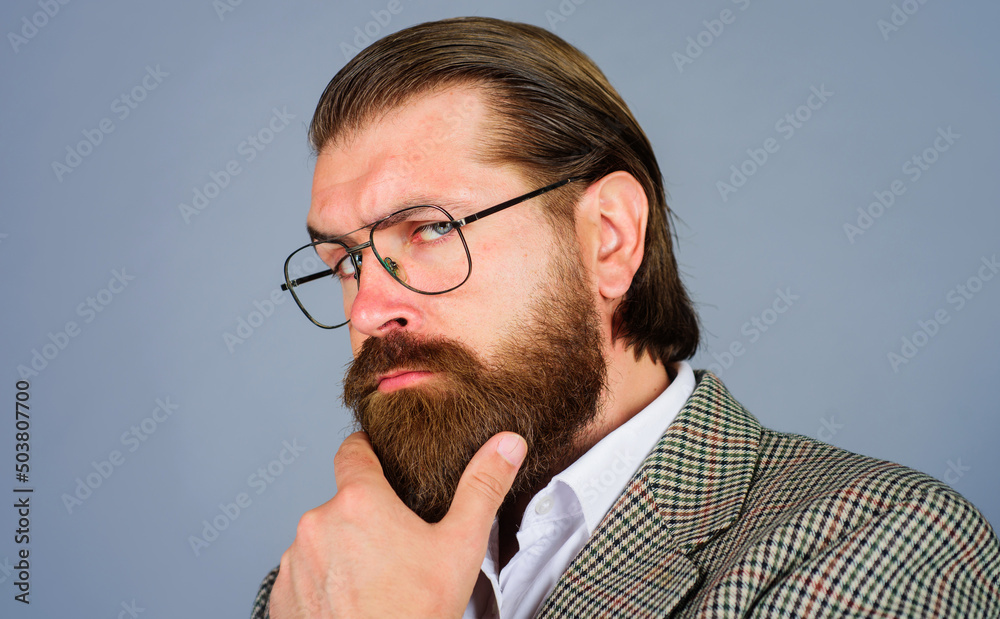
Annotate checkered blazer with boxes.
[252,371,1000,618]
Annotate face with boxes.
[308,87,608,521]
[308,88,573,359]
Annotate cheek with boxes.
[349,329,367,357]
[471,227,552,289]
[468,245,530,306]
[459,249,554,346]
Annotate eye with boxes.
[413,221,455,242]
[333,253,359,279]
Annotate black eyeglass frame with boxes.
[281,177,581,329]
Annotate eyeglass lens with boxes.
[285,205,470,327]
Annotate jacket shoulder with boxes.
[250,566,278,619]
[689,427,1000,617]
[753,426,956,511]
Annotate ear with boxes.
[577,171,647,302]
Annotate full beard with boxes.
[342,262,607,523]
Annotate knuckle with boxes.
[466,470,508,504]
[295,508,322,540]
[332,484,370,514]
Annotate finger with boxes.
[332,431,389,490]
[443,432,526,539]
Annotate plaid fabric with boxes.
[251,566,277,619]
[252,371,1000,618]
[535,371,1000,618]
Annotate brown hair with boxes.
[310,16,700,364]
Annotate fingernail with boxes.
[497,435,526,467]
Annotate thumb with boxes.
[443,432,526,538]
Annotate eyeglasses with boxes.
[281,177,580,329]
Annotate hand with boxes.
[269,430,527,618]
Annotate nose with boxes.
[347,247,422,337]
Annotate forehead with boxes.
[307,87,498,240]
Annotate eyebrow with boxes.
[306,222,364,245]
[305,195,474,243]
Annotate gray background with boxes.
[2,1,997,617]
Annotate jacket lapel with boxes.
[536,371,762,617]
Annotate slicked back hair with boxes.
[310,16,700,365]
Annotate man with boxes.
[254,17,999,618]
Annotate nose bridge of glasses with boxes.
[343,241,411,324]
[337,238,369,277]
[351,238,404,293]
[344,238,372,256]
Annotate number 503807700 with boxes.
[15,381,30,474]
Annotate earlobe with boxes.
[591,172,647,301]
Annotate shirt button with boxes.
[535,495,553,515]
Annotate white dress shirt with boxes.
[464,362,696,619]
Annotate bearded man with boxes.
[253,17,999,619]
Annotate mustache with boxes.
[343,331,481,400]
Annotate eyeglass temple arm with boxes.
[281,268,334,291]
[453,178,579,227]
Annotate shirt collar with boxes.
[544,361,696,534]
